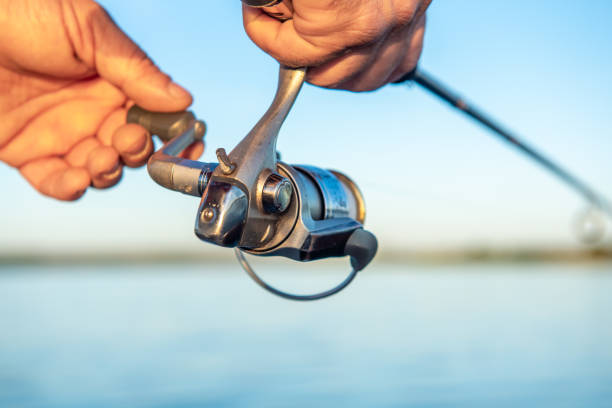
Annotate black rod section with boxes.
[405,68,611,216]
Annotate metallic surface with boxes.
[215,148,236,175]
[296,165,350,220]
[204,66,307,250]
[331,170,367,225]
[236,249,359,302]
[262,173,294,214]
[127,106,216,197]
[244,162,363,262]
[195,181,249,247]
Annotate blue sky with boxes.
[0,0,610,253]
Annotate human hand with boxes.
[243,0,430,92]
[0,0,203,201]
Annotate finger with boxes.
[85,4,192,112]
[20,158,90,201]
[65,137,101,168]
[0,80,124,168]
[338,28,414,92]
[98,108,128,147]
[87,146,123,189]
[242,5,334,67]
[306,44,378,89]
[388,15,427,83]
[179,141,205,161]
[112,124,153,168]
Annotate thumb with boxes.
[87,5,192,112]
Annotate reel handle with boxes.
[127,106,216,197]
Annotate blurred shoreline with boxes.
[1,247,611,267]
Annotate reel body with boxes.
[128,66,377,300]
[196,161,367,262]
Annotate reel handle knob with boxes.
[345,229,378,272]
[127,105,199,143]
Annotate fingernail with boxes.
[167,82,188,99]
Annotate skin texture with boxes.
[243,0,431,91]
[0,0,203,201]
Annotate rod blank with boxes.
[401,68,612,217]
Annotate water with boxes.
[1,263,611,407]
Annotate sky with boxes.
[0,0,611,254]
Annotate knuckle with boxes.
[124,50,159,78]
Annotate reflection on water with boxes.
[0,263,611,408]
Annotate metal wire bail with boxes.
[235,249,359,301]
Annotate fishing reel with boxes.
[128,66,377,301]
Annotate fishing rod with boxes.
[394,69,611,242]
[397,69,612,217]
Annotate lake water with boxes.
[1,263,611,407]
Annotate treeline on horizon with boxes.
[0,247,611,266]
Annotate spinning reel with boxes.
[127,66,377,301]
